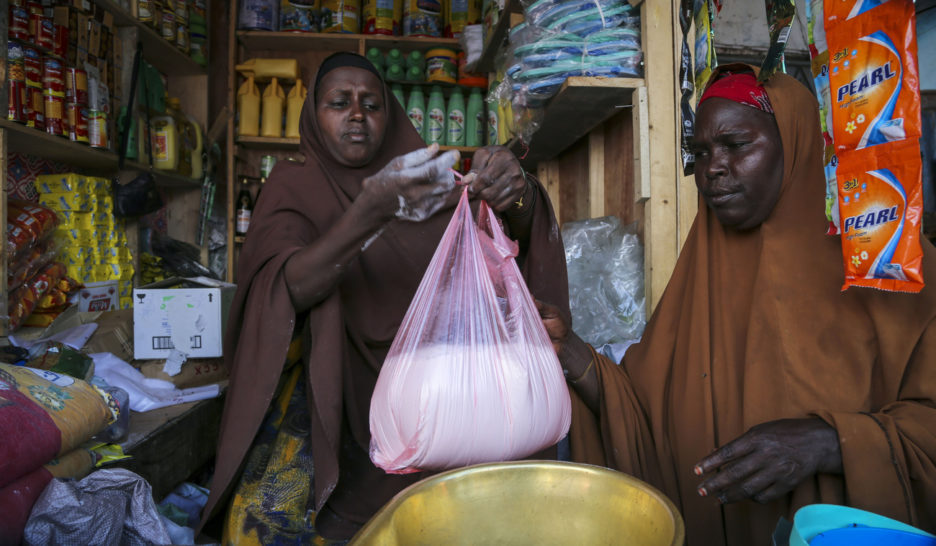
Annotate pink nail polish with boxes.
[698,487,707,497]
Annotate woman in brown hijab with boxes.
[202,53,569,542]
[540,64,936,544]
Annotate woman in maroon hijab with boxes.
[201,53,570,542]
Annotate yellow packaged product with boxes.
[57,211,94,230]
[118,280,133,298]
[40,192,92,212]
[119,297,133,310]
[34,173,88,194]
[55,228,97,246]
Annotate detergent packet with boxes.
[836,139,923,292]
[826,0,920,153]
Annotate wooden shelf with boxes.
[237,31,459,53]
[0,119,118,171]
[510,77,645,166]
[238,136,300,150]
[476,0,522,73]
[92,0,206,76]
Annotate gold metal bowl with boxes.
[351,461,685,545]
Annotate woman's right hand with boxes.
[361,144,461,223]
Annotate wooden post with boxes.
[642,0,684,312]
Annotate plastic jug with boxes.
[285,80,307,139]
[391,84,406,109]
[261,77,285,138]
[406,87,426,142]
[235,58,300,82]
[466,87,484,147]
[446,87,465,146]
[237,75,261,137]
[426,85,446,144]
[150,113,179,171]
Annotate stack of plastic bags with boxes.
[493,0,643,142]
[0,363,119,544]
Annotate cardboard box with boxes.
[78,280,119,312]
[133,277,236,360]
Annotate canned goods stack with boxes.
[35,173,135,309]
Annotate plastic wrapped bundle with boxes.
[562,216,645,353]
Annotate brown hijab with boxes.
[569,64,936,544]
[203,53,570,536]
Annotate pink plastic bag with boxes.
[369,187,571,474]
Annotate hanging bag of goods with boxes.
[369,188,571,474]
[824,0,924,292]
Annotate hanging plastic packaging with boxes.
[370,188,571,474]
[836,139,923,292]
[825,0,920,153]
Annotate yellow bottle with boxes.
[261,77,285,138]
[285,80,307,139]
[235,58,300,82]
[237,75,260,137]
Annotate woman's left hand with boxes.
[694,418,843,505]
[465,146,529,212]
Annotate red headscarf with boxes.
[698,71,774,114]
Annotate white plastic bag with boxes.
[370,188,571,474]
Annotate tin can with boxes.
[42,57,66,97]
[261,155,277,178]
[36,16,54,50]
[65,68,88,105]
[53,24,68,57]
[8,81,27,123]
[88,110,108,148]
[66,102,89,143]
[27,87,44,130]
[44,93,64,135]
[162,12,176,40]
[24,48,42,87]
[10,6,30,40]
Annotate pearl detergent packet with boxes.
[825,0,923,292]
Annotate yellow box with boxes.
[34,173,88,194]
[57,210,95,230]
[40,192,92,212]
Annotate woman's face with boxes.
[692,97,784,230]
[315,67,387,167]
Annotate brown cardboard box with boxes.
[137,358,228,389]
[83,309,134,362]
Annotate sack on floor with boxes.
[369,187,571,474]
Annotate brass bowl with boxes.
[351,461,685,545]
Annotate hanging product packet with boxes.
[825,0,924,292]
[369,187,571,474]
[836,139,923,292]
[826,0,920,153]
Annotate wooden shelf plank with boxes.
[92,0,206,76]
[237,31,459,53]
[510,77,645,166]
[475,0,521,73]
[0,119,117,171]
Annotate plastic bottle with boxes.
[237,75,261,137]
[285,80,307,139]
[465,87,484,147]
[426,85,446,144]
[385,63,405,82]
[150,112,179,171]
[445,87,465,146]
[261,77,285,138]
[406,87,426,142]
[405,65,423,82]
[391,84,406,108]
